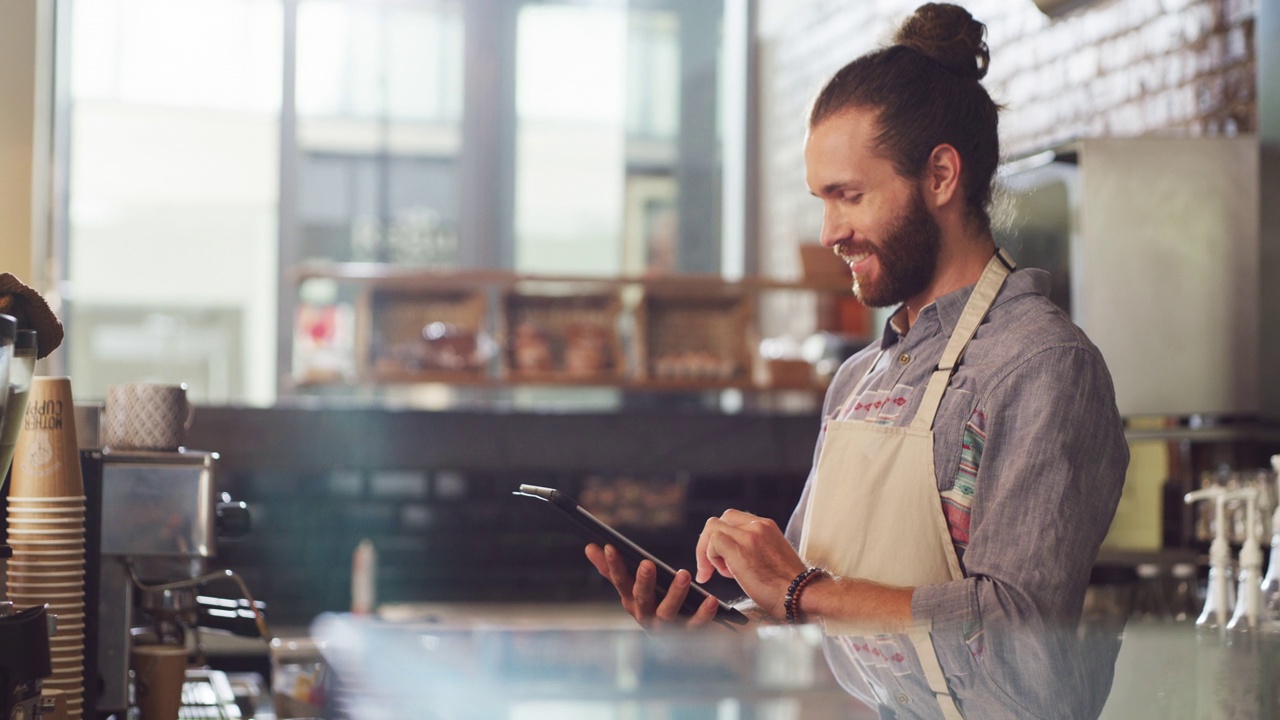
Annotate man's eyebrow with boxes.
[813,181,860,197]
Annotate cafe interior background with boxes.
[1,0,1279,717]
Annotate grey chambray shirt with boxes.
[785,267,1129,720]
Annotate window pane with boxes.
[65,0,283,405]
[514,4,628,275]
[513,3,720,277]
[295,0,464,266]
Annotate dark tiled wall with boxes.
[191,407,820,626]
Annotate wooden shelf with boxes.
[290,262,867,392]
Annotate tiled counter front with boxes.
[188,406,820,625]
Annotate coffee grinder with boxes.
[91,448,252,717]
[0,603,53,718]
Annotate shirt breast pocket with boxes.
[931,387,979,492]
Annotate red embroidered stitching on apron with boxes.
[844,385,914,423]
[856,396,908,412]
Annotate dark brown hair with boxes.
[809,3,1001,233]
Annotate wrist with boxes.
[784,567,827,624]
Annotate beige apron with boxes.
[798,250,1013,720]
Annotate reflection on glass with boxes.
[313,610,1239,718]
[312,614,868,717]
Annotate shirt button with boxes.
[896,693,911,705]
[898,353,911,365]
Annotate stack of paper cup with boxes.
[6,377,86,720]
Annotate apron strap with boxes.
[907,625,966,720]
[909,249,1014,432]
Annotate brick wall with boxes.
[757,0,1258,284]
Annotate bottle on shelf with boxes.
[1187,487,1235,635]
[1226,486,1263,634]
[1261,455,1280,633]
[1187,485,1256,718]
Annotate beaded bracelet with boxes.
[784,567,824,624]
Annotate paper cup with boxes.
[12,587,82,599]
[7,576,84,587]
[4,510,86,520]
[8,573,83,583]
[5,515,84,524]
[131,645,188,720]
[7,558,83,568]
[8,496,87,504]
[6,527,85,537]
[7,592,83,602]
[7,561,84,572]
[48,640,84,653]
[7,578,83,589]
[7,551,84,561]
[6,507,86,520]
[10,377,85,498]
[6,577,84,588]
[6,563,84,573]
[5,514,86,525]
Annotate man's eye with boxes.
[843,193,863,204]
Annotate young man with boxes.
[588,4,1128,718]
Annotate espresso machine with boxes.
[89,447,252,717]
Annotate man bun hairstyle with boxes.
[810,3,1001,233]
[893,2,990,81]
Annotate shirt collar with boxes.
[875,267,1053,348]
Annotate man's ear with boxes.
[923,143,962,209]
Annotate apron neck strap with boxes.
[910,248,1014,432]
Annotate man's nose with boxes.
[818,209,849,249]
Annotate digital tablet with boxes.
[514,484,749,627]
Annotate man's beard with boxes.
[840,188,941,309]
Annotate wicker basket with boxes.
[500,288,624,383]
[636,287,754,387]
[361,285,488,382]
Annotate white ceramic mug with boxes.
[103,383,194,451]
